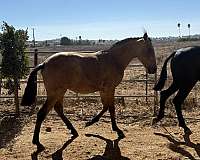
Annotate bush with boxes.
[0,22,29,115]
[60,37,72,45]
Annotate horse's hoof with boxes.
[151,117,161,126]
[184,128,192,135]
[85,121,93,127]
[71,129,79,137]
[117,131,125,139]
[85,134,92,137]
[37,143,45,152]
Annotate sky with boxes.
[0,0,200,40]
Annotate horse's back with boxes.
[41,52,103,94]
[171,46,200,82]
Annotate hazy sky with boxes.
[1,0,200,40]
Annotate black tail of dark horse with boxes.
[153,52,175,91]
[21,63,45,106]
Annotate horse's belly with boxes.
[69,84,99,94]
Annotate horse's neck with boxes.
[109,45,139,70]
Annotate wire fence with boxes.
[1,49,200,121]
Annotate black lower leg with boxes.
[175,105,191,134]
[32,103,48,148]
[158,84,178,119]
[173,92,192,134]
[61,113,78,136]
[156,92,167,119]
[109,105,125,139]
[54,102,78,137]
[85,106,108,127]
[153,83,178,124]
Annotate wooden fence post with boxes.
[194,85,198,107]
[33,49,38,106]
[0,78,2,96]
[34,49,38,67]
[14,77,19,115]
[145,72,148,103]
[154,71,158,116]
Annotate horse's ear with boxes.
[143,32,148,41]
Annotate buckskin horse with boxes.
[153,46,200,135]
[21,33,157,150]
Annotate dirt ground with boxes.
[1,98,200,160]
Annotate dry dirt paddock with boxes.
[1,98,200,160]
[1,40,200,160]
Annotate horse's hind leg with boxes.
[32,96,56,150]
[54,98,78,137]
[173,82,196,134]
[153,82,178,124]
[85,91,109,127]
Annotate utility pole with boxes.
[177,23,181,38]
[32,28,36,47]
[188,24,191,38]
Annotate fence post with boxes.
[145,72,148,103]
[14,77,19,115]
[0,78,2,96]
[153,71,158,116]
[33,49,38,106]
[194,85,198,107]
[34,49,38,67]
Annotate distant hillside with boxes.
[27,34,200,48]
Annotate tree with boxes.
[177,23,181,38]
[0,22,29,115]
[60,37,72,45]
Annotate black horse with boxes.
[153,46,200,134]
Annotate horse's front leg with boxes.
[101,89,125,139]
[108,104,125,139]
[152,82,178,125]
[85,90,111,127]
[85,105,108,127]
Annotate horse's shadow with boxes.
[31,133,130,160]
[0,115,21,148]
[85,134,130,160]
[154,130,200,160]
[31,135,77,160]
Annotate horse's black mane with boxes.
[111,37,141,48]
[100,37,142,55]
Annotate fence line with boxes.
[0,49,159,110]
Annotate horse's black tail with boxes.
[153,52,175,91]
[21,63,45,106]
